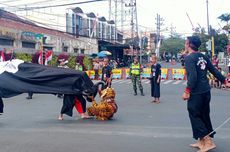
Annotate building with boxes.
[66,7,128,60]
[0,9,97,54]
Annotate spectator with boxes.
[93,58,100,80]
[212,54,219,67]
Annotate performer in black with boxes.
[182,36,230,152]
[150,55,161,103]
[58,94,90,120]
[101,58,113,89]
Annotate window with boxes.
[0,38,14,46]
[22,41,35,48]
[74,48,79,53]
[80,49,84,54]
[63,46,68,52]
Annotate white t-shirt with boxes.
[228,58,230,67]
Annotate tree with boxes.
[218,13,230,25]
[218,13,230,32]
[159,37,185,56]
[194,30,228,54]
[214,33,229,54]
[83,55,93,70]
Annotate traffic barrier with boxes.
[172,68,186,80]
[124,68,131,79]
[141,68,151,79]
[161,68,169,80]
[86,68,187,81]
[112,69,122,79]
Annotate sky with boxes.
[0,0,229,37]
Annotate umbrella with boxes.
[99,51,112,55]
[97,52,107,58]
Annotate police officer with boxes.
[182,36,230,152]
[130,56,144,96]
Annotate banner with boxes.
[141,68,151,78]
[161,68,168,79]
[172,69,186,80]
[112,69,122,79]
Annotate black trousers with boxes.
[0,98,4,113]
[28,92,33,97]
[150,78,160,98]
[187,91,215,140]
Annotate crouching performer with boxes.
[87,87,118,120]
[0,59,102,117]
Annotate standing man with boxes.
[130,56,144,96]
[182,36,230,152]
[101,58,113,89]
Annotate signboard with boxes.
[172,69,186,80]
[21,31,36,41]
[0,27,20,39]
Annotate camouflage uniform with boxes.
[130,62,144,96]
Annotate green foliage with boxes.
[194,32,229,54]
[67,56,76,69]
[83,55,93,70]
[214,34,229,53]
[160,37,185,54]
[15,53,32,62]
[218,13,230,24]
[49,54,58,67]
[193,32,209,52]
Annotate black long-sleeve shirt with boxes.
[185,52,226,94]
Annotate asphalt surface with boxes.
[1,77,230,152]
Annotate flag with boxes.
[38,50,53,65]
[0,51,5,62]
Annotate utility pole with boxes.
[109,0,127,42]
[206,0,214,57]
[170,23,176,38]
[125,0,138,60]
[206,0,210,34]
[155,13,163,57]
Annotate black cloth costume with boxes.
[0,59,99,116]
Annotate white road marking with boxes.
[163,80,173,84]
[173,80,182,84]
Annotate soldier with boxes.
[182,36,230,152]
[130,56,144,96]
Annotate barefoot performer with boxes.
[182,36,230,152]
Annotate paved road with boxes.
[0,80,230,152]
